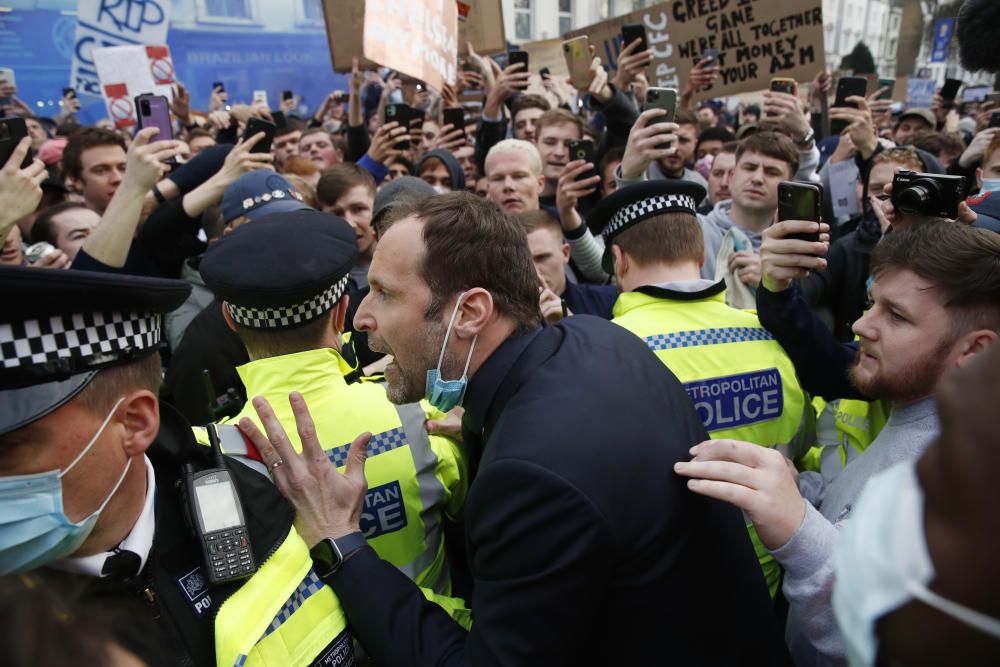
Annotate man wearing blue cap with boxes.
[0,265,355,666]
[195,210,470,625]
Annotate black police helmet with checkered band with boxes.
[200,210,359,330]
[0,265,191,434]
[587,180,706,275]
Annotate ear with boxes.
[221,302,237,332]
[119,390,159,457]
[454,288,493,339]
[561,242,571,264]
[334,294,349,333]
[976,166,983,190]
[611,244,627,284]
[953,330,997,369]
[536,173,546,191]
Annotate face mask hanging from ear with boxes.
[980,178,1000,194]
[0,398,131,575]
[425,292,478,412]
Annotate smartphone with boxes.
[986,92,1000,105]
[568,139,596,181]
[508,50,529,89]
[252,89,268,107]
[990,111,1000,129]
[562,36,592,90]
[876,78,895,100]
[644,87,677,122]
[442,107,465,134]
[830,76,868,135]
[385,103,413,149]
[770,78,797,95]
[0,117,31,168]
[778,181,823,243]
[282,90,293,102]
[940,78,962,105]
[135,94,173,141]
[0,67,14,87]
[270,110,287,129]
[621,23,647,53]
[700,48,719,66]
[242,117,277,154]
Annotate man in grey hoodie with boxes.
[676,221,1000,666]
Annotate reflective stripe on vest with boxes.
[644,327,775,350]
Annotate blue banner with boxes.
[930,18,954,64]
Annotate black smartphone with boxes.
[242,117,277,154]
[0,116,31,168]
[778,181,823,243]
[990,111,1000,129]
[135,94,173,140]
[568,139,596,181]
[644,87,677,122]
[282,89,293,101]
[213,81,225,93]
[940,78,962,105]
[701,48,719,65]
[442,107,465,134]
[508,50,529,89]
[830,76,868,135]
[770,78,797,95]
[621,23,647,53]
[270,110,287,129]
[876,78,895,100]
[385,103,413,149]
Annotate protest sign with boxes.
[521,38,570,81]
[564,0,825,99]
[458,0,506,55]
[93,44,176,128]
[363,0,457,91]
[907,78,937,108]
[70,0,170,99]
[322,0,367,73]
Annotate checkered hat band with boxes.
[0,311,160,372]
[227,275,349,330]
[602,194,698,241]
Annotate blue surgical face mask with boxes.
[425,292,478,412]
[0,398,132,575]
[833,460,1000,666]
[980,178,1000,193]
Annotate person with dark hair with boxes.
[61,126,128,214]
[618,107,708,191]
[909,131,966,170]
[594,180,811,598]
[695,125,736,160]
[299,127,343,171]
[272,118,304,171]
[29,201,99,261]
[235,190,793,667]
[385,154,414,182]
[510,93,551,142]
[679,221,1000,666]
[415,149,466,192]
[186,127,216,156]
[700,140,737,214]
[317,163,378,289]
[0,266,357,666]
[598,144,625,197]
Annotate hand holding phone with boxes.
[562,37,592,90]
[508,50,530,90]
[830,77,868,135]
[778,181,823,243]
[242,117,277,154]
[568,139,596,182]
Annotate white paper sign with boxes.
[70,0,171,100]
[829,158,861,221]
[93,44,176,128]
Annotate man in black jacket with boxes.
[239,191,792,666]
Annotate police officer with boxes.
[590,180,813,596]
[195,210,469,623]
[0,265,354,666]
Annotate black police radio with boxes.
[184,423,257,585]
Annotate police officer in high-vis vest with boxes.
[195,210,469,623]
[0,266,354,666]
[590,181,813,597]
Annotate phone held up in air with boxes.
[184,424,257,586]
[562,36,592,90]
[621,23,647,53]
[830,76,868,135]
[568,139,596,181]
[644,87,677,122]
[385,103,415,149]
[778,181,823,244]
[135,94,174,142]
[0,116,32,168]
[940,78,962,106]
[242,117,277,154]
[770,78,797,95]
[508,50,530,89]
[442,107,465,134]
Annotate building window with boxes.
[559,0,572,35]
[196,0,255,23]
[514,0,532,41]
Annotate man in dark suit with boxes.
[239,192,792,666]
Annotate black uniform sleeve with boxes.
[345,123,371,163]
[756,284,865,400]
[588,84,639,159]
[137,199,207,278]
[329,458,611,667]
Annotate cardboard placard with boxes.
[363,0,457,91]
[93,44,176,128]
[458,0,506,55]
[322,0,369,73]
[564,0,825,100]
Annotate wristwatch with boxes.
[794,127,815,147]
[310,532,367,579]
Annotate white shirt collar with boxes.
[49,455,157,578]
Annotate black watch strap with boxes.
[310,532,367,579]
[335,531,367,557]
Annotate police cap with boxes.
[588,179,706,274]
[0,265,191,435]
[200,210,359,330]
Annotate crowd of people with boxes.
[2,0,1000,665]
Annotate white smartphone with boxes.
[252,89,269,107]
